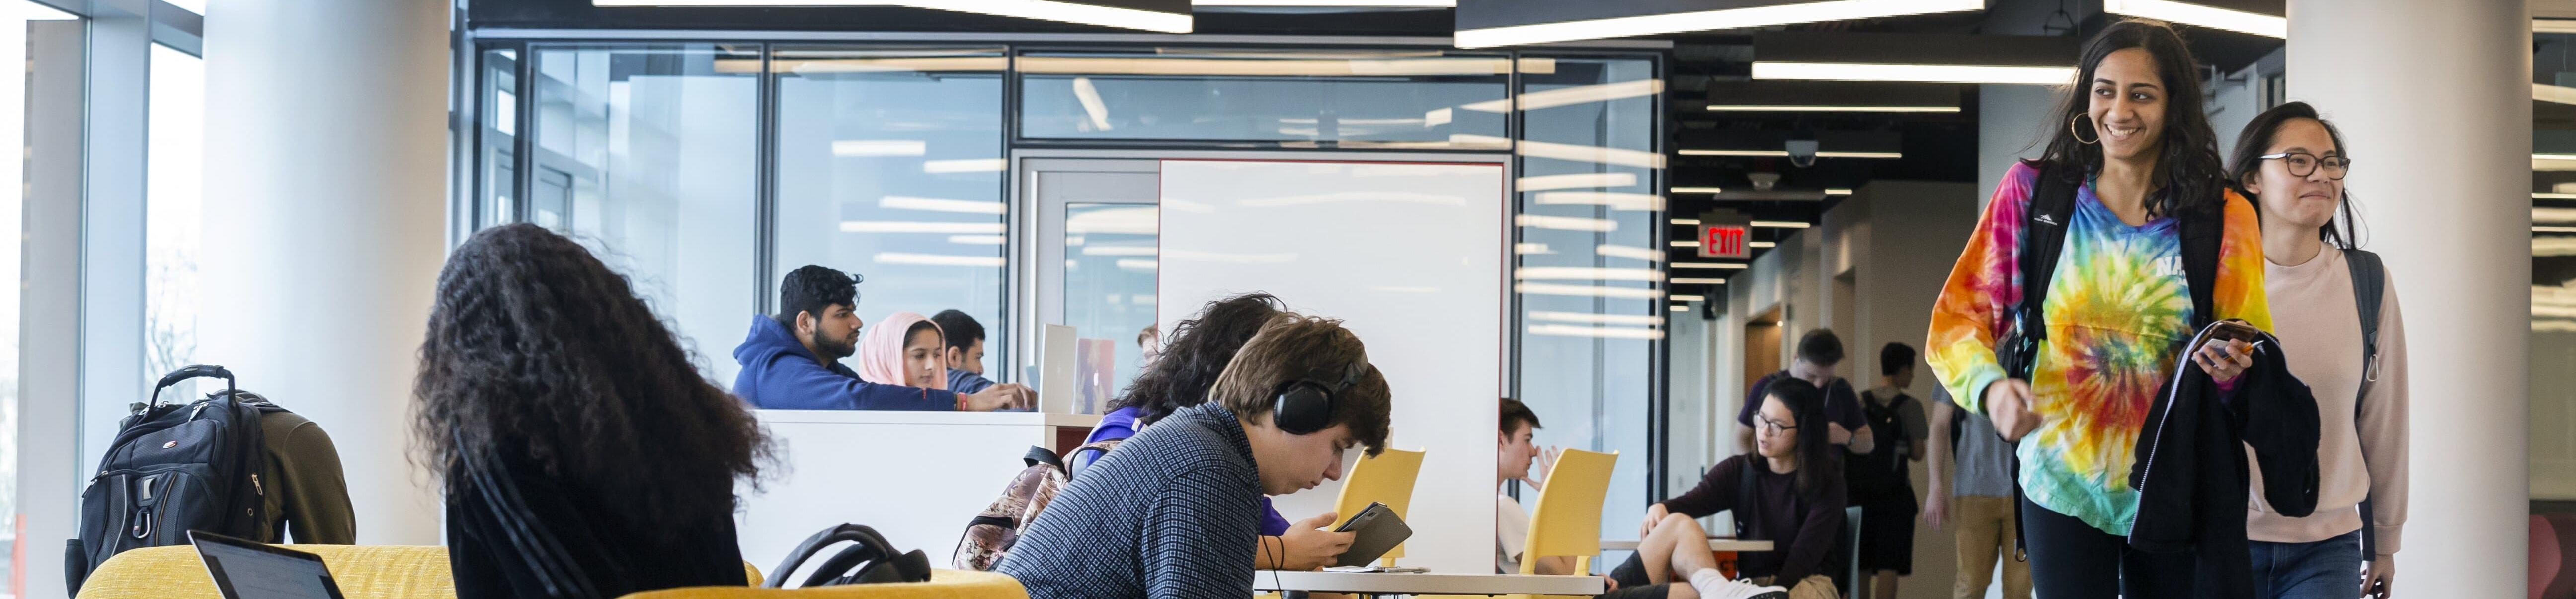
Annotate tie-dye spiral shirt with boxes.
[1926,162,2271,535]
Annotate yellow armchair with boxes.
[72,544,789,599]
[75,545,455,599]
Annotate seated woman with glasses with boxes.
[1642,378,1850,599]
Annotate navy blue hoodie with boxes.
[730,315,957,411]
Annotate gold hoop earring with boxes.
[2069,112,2100,145]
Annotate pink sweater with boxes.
[2246,245,2409,556]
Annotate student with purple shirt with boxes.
[1073,292,1348,570]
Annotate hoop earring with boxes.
[2069,112,2101,145]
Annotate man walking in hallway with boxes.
[1927,385,2030,599]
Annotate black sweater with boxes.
[446,449,747,599]
[1659,455,1846,582]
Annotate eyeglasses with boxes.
[1755,414,1798,434]
[2257,151,2351,180]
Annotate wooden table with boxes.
[1254,570,1605,597]
[1598,538,1775,552]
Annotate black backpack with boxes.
[66,365,277,593]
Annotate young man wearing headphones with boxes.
[998,313,1394,599]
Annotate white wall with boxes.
[1157,158,1506,575]
[1978,84,2057,206]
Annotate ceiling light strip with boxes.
[1752,61,2075,85]
[592,0,1193,33]
[1705,105,1959,113]
[2103,0,2284,38]
[1454,0,1981,49]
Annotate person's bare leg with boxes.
[1640,513,1722,584]
[1871,570,1899,599]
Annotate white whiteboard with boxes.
[1158,158,1505,575]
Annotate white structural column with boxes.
[197,0,450,544]
[2287,1,2530,596]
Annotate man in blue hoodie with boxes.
[732,265,1028,411]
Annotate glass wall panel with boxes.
[1018,49,1512,148]
[1510,56,1663,560]
[771,47,1009,374]
[477,47,518,230]
[1062,202,1157,394]
[146,43,205,398]
[528,43,760,384]
[2534,32,2576,499]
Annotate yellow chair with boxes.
[1516,448,1619,599]
[75,545,456,599]
[616,570,1027,599]
[72,544,774,599]
[1329,447,1427,566]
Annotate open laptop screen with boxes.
[189,530,346,599]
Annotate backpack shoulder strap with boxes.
[1736,456,1759,536]
[2344,248,2387,559]
[2179,203,2224,328]
[2013,160,2081,378]
[2346,249,2386,399]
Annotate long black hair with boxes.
[414,224,771,538]
[1119,292,1286,426]
[1760,377,1839,501]
[2227,101,2365,249]
[2036,18,2230,221]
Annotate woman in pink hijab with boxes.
[855,311,949,390]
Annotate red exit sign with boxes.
[1700,224,1750,259]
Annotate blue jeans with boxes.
[2249,530,2363,599]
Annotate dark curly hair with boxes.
[2035,18,2230,221]
[1120,292,1286,427]
[414,224,771,539]
[777,265,859,328]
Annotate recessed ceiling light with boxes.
[1670,277,1729,285]
[1824,188,1854,195]
[1750,220,1810,229]
[1672,186,1726,194]
[1678,149,1903,159]
[1673,262,1748,269]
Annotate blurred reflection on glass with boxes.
[1063,203,1158,396]
[1019,49,1512,147]
[1510,56,1663,548]
[528,43,759,383]
[773,47,1010,372]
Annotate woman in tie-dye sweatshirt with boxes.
[1924,19,2271,599]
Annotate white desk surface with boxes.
[1597,538,1775,552]
[1253,571,1603,596]
[753,408,1102,428]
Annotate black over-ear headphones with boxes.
[1271,360,1366,436]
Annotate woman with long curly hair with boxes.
[415,224,771,599]
[1925,18,2273,598]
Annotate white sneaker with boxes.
[1692,577,1787,599]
